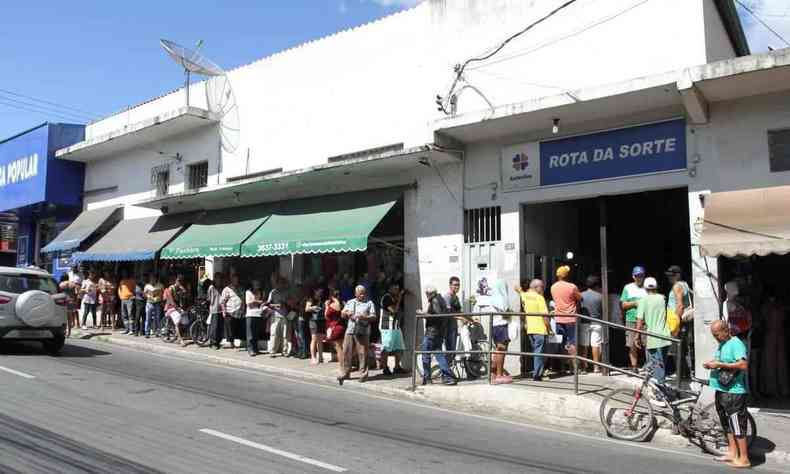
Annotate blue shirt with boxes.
[709,337,748,394]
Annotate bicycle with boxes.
[418,320,490,382]
[159,302,208,345]
[599,365,756,455]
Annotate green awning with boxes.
[240,190,400,257]
[160,205,270,259]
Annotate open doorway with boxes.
[522,187,691,371]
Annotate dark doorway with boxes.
[522,187,692,369]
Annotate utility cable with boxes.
[0,94,92,123]
[0,88,101,120]
[437,0,580,114]
[0,99,88,124]
[467,0,651,72]
[734,0,790,47]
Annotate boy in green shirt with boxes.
[635,277,670,384]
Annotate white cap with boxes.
[644,277,658,289]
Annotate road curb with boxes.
[82,331,428,403]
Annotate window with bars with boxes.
[464,206,501,243]
[187,162,209,190]
[768,129,790,172]
[151,165,170,197]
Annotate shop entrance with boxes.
[522,187,692,369]
[718,254,790,403]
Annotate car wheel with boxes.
[43,336,65,356]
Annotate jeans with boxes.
[647,346,667,384]
[529,334,546,380]
[121,300,134,332]
[145,302,162,336]
[421,334,452,380]
[134,300,145,334]
[296,319,307,356]
[82,303,97,327]
[209,313,224,348]
[445,318,458,356]
[246,317,261,354]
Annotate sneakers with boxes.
[382,367,393,376]
[492,375,514,385]
[441,378,457,386]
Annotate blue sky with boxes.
[0,0,786,140]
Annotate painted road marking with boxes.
[199,428,347,472]
[0,365,35,379]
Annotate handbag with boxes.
[717,368,737,387]
[326,324,345,341]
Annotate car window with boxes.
[0,274,58,294]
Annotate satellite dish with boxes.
[160,38,241,155]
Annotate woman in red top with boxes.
[324,288,345,370]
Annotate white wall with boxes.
[80,0,733,213]
[83,124,220,218]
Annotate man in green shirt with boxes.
[621,266,647,372]
[704,320,750,469]
[635,277,670,384]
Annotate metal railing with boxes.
[411,311,682,395]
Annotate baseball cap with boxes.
[556,265,571,279]
[632,266,646,276]
[644,277,658,289]
[665,265,682,275]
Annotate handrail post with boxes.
[574,315,580,395]
[676,337,683,390]
[412,313,419,391]
[488,312,493,385]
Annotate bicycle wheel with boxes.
[190,320,209,347]
[599,388,655,441]
[160,316,176,343]
[697,406,756,456]
[464,341,490,380]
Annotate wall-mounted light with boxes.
[566,251,574,260]
[552,118,560,135]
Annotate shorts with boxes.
[715,391,749,438]
[492,325,510,345]
[309,319,325,336]
[556,323,576,348]
[579,323,604,347]
[169,310,189,326]
[626,320,645,348]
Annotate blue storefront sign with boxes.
[501,119,687,189]
[0,123,85,275]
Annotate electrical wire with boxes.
[0,99,88,124]
[438,0,580,114]
[467,0,652,72]
[0,88,101,120]
[0,94,92,123]
[734,0,790,48]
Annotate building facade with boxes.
[48,0,759,372]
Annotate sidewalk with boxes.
[69,328,790,465]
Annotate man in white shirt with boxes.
[220,273,245,349]
[245,280,265,357]
[80,271,99,329]
[267,277,291,357]
[338,285,376,385]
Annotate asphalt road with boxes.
[0,339,784,474]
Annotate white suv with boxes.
[0,266,67,355]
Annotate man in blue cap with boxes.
[621,266,647,373]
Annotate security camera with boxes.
[161,206,169,215]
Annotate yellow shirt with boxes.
[118,279,136,301]
[520,290,549,335]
